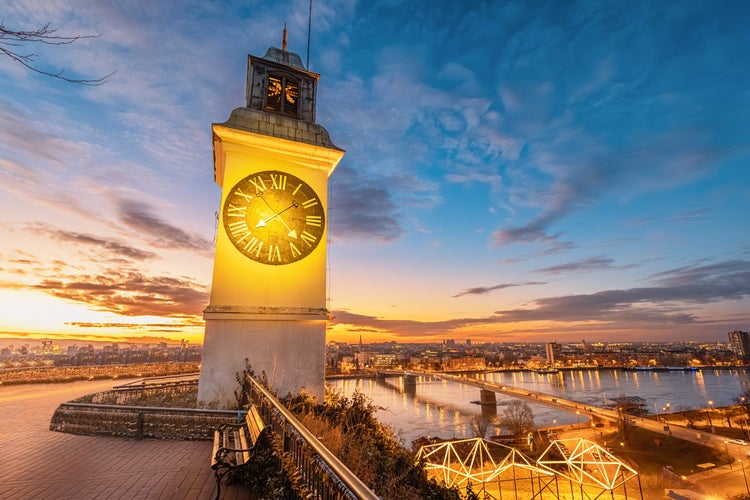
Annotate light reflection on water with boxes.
[326,368,750,446]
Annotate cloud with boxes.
[494,260,750,323]
[333,259,750,339]
[670,208,711,222]
[331,310,501,337]
[649,260,750,293]
[66,320,203,329]
[329,166,405,242]
[31,270,208,317]
[0,105,92,169]
[453,281,545,298]
[47,228,158,261]
[116,198,212,253]
[534,256,618,275]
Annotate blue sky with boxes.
[0,0,748,345]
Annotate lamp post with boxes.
[576,410,581,427]
[706,400,714,433]
[742,459,750,495]
[725,440,733,470]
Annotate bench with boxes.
[211,405,269,499]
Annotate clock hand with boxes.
[256,201,299,238]
[266,209,299,239]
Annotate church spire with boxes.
[282,23,288,52]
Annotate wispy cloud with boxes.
[47,228,158,261]
[453,281,545,298]
[31,270,208,317]
[496,260,750,322]
[333,259,750,339]
[329,166,404,242]
[116,198,212,254]
[534,256,619,275]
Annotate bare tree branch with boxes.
[0,21,115,85]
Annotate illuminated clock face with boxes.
[222,170,325,265]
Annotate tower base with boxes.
[198,317,326,408]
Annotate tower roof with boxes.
[260,23,306,70]
[261,46,306,71]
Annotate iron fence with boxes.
[244,375,379,500]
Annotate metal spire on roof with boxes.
[282,22,288,52]
[306,0,312,69]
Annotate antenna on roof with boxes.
[282,22,288,51]
[306,0,312,69]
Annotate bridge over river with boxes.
[377,369,639,426]
[376,370,750,457]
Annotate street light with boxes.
[741,459,750,495]
[706,400,715,433]
[725,440,733,470]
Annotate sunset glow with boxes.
[1,1,749,347]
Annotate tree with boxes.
[500,400,535,436]
[470,414,495,439]
[0,21,114,85]
[734,386,750,415]
[679,405,699,429]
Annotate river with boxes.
[326,368,750,446]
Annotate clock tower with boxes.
[198,34,344,407]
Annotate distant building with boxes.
[728,331,750,361]
[545,342,561,366]
[371,354,397,368]
[442,356,486,371]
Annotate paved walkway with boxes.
[0,380,249,500]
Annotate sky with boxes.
[1,0,749,347]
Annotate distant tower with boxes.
[728,331,750,361]
[545,342,560,366]
[197,31,344,407]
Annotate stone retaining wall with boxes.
[50,403,238,440]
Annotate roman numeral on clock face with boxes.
[301,198,319,209]
[226,204,246,217]
[267,245,281,262]
[289,242,301,258]
[248,176,267,193]
[243,236,262,257]
[270,174,287,190]
[227,220,249,236]
[306,215,322,227]
[233,188,254,202]
[300,231,317,247]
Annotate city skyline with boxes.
[1,1,749,346]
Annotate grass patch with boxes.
[604,426,731,476]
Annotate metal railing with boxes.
[244,375,379,500]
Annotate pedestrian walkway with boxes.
[0,380,249,500]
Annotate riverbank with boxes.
[326,364,750,379]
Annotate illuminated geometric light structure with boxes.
[416,438,558,499]
[537,438,642,499]
[484,446,559,499]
